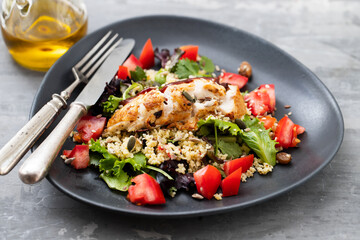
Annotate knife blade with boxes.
[75,38,134,106]
[18,38,135,184]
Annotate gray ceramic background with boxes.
[0,0,359,239]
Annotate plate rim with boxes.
[30,14,344,218]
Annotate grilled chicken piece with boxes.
[105,78,246,133]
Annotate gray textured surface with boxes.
[0,0,359,239]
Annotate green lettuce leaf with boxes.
[197,117,242,136]
[197,116,277,166]
[100,171,130,191]
[89,139,118,171]
[89,139,176,192]
[217,140,242,159]
[102,95,122,117]
[240,115,277,166]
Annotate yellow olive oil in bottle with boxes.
[1,0,87,71]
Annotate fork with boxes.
[0,31,123,175]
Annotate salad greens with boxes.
[130,66,146,81]
[101,95,122,117]
[89,139,172,191]
[122,82,144,99]
[174,57,215,79]
[240,115,278,166]
[197,116,277,166]
[217,140,243,159]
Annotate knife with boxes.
[18,38,135,184]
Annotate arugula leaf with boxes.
[102,95,122,117]
[130,66,146,81]
[175,59,200,79]
[199,56,215,73]
[217,140,242,159]
[240,115,277,166]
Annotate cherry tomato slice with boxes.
[77,115,107,143]
[221,167,242,197]
[127,173,166,205]
[193,165,221,200]
[220,72,248,89]
[117,65,129,79]
[67,145,90,170]
[179,45,198,61]
[223,154,254,176]
[139,38,155,69]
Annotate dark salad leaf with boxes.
[155,160,196,196]
[167,48,185,70]
[154,48,171,68]
[91,76,121,115]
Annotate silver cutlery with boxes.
[18,38,135,184]
[0,31,122,175]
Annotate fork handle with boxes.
[18,102,87,184]
[0,94,67,175]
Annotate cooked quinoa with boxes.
[99,128,212,173]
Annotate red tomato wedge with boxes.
[221,167,242,197]
[179,45,198,61]
[193,165,221,200]
[275,115,304,148]
[219,72,248,89]
[62,149,72,158]
[127,173,166,205]
[67,145,90,169]
[259,84,275,112]
[77,115,107,143]
[259,116,277,130]
[123,54,143,75]
[117,65,129,79]
[223,154,254,176]
[139,38,155,69]
[244,90,271,116]
[295,124,306,135]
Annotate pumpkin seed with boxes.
[235,119,247,129]
[182,90,195,103]
[127,136,136,151]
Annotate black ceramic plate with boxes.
[31,15,344,217]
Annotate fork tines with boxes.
[74,31,123,81]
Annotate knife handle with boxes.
[0,94,67,175]
[18,102,87,184]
